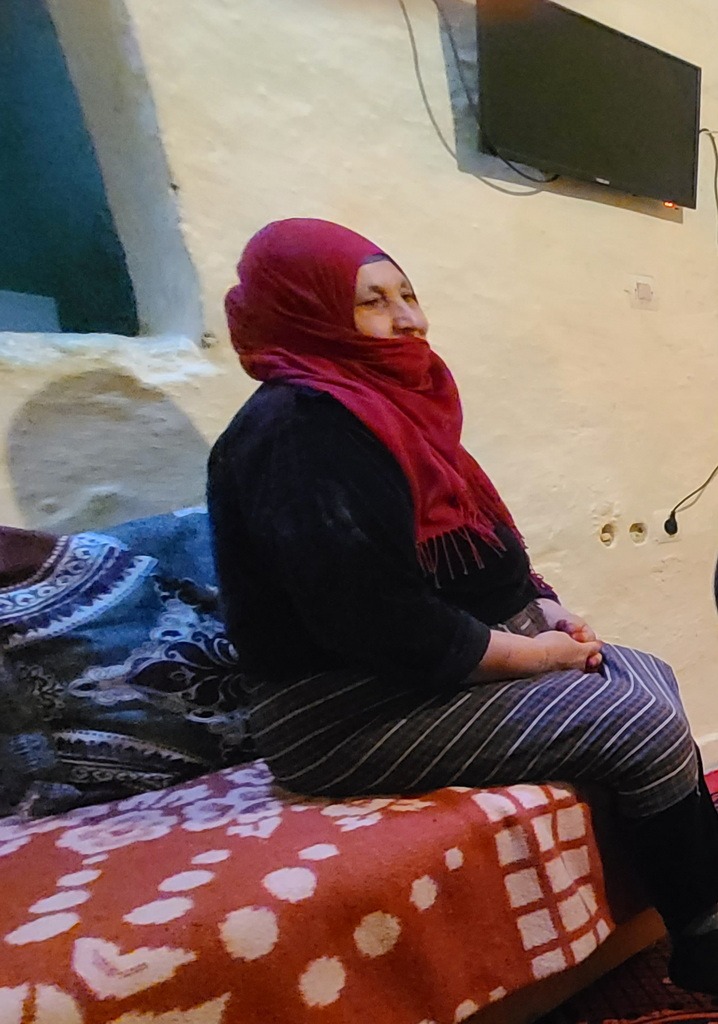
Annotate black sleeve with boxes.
[529,570,561,604]
[231,391,490,692]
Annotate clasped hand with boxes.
[535,598,603,672]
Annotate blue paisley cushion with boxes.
[110,507,217,590]
[0,516,252,817]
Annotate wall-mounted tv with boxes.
[476,0,701,208]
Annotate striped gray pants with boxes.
[248,642,698,819]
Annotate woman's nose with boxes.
[392,301,421,332]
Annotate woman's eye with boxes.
[402,293,417,304]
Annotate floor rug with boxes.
[539,771,718,1024]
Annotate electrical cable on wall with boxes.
[699,128,718,246]
[664,461,718,536]
[396,0,458,160]
[396,0,557,185]
[661,130,718,536]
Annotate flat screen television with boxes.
[476,0,701,208]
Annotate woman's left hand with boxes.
[536,598,597,641]
[535,599,602,669]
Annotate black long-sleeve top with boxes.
[207,383,551,693]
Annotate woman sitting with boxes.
[208,218,718,995]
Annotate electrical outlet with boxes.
[651,509,679,544]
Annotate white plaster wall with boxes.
[2,0,718,755]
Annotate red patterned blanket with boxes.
[0,762,617,1024]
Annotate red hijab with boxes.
[226,218,519,568]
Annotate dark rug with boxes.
[540,772,718,1024]
[542,938,718,1024]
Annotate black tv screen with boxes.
[476,0,701,208]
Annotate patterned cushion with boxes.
[0,513,251,817]
[110,508,217,590]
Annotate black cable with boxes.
[396,0,458,161]
[429,0,559,184]
[396,0,557,185]
[482,135,561,184]
[664,461,718,535]
[699,128,718,246]
[660,130,718,536]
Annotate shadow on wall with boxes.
[433,0,681,222]
[7,370,210,534]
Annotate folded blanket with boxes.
[0,761,627,1024]
[0,514,252,818]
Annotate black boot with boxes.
[669,931,718,995]
[626,765,718,995]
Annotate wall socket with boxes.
[651,509,679,544]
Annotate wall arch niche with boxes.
[0,0,201,341]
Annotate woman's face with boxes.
[353,259,429,340]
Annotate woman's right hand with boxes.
[533,630,603,673]
[471,628,604,683]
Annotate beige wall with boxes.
[2,0,718,754]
